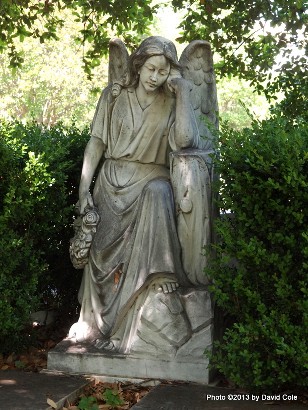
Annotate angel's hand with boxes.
[168,77,192,95]
[79,192,94,215]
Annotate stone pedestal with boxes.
[48,287,213,384]
[48,337,211,383]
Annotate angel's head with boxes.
[124,36,181,91]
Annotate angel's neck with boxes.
[135,85,160,110]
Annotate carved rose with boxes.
[70,207,100,269]
[77,248,89,258]
[83,209,100,226]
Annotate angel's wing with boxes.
[90,39,129,139]
[171,41,218,285]
[108,38,129,84]
[179,41,218,150]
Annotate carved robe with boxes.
[78,87,199,342]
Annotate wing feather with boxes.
[108,38,129,84]
[180,40,218,149]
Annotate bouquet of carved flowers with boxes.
[69,207,100,269]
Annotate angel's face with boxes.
[138,55,170,94]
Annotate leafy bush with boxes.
[208,114,308,392]
[0,120,89,353]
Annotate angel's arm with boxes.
[78,39,128,215]
[170,77,199,149]
[79,136,105,215]
[78,84,111,215]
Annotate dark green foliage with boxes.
[173,0,307,96]
[207,115,308,391]
[0,0,155,77]
[0,1,306,117]
[0,120,89,353]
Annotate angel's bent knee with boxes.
[144,179,172,196]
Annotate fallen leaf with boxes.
[47,397,57,408]
[118,403,130,409]
[19,355,30,364]
[33,357,46,368]
[6,354,15,364]
[28,346,39,354]
[1,365,9,370]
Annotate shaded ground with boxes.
[131,384,308,410]
[0,322,153,409]
[0,370,88,410]
[0,322,67,373]
[0,322,307,409]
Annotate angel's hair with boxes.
[123,36,181,89]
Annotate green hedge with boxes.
[0,121,89,353]
[208,114,308,392]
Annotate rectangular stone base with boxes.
[48,339,210,384]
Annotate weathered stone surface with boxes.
[180,288,213,332]
[177,324,213,359]
[48,339,210,383]
[50,36,218,384]
[138,289,191,347]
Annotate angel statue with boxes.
[68,36,218,359]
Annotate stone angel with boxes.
[68,36,218,357]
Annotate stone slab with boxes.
[0,369,89,410]
[48,339,210,384]
[1,369,305,410]
[131,384,307,410]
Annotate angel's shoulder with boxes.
[98,83,124,106]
